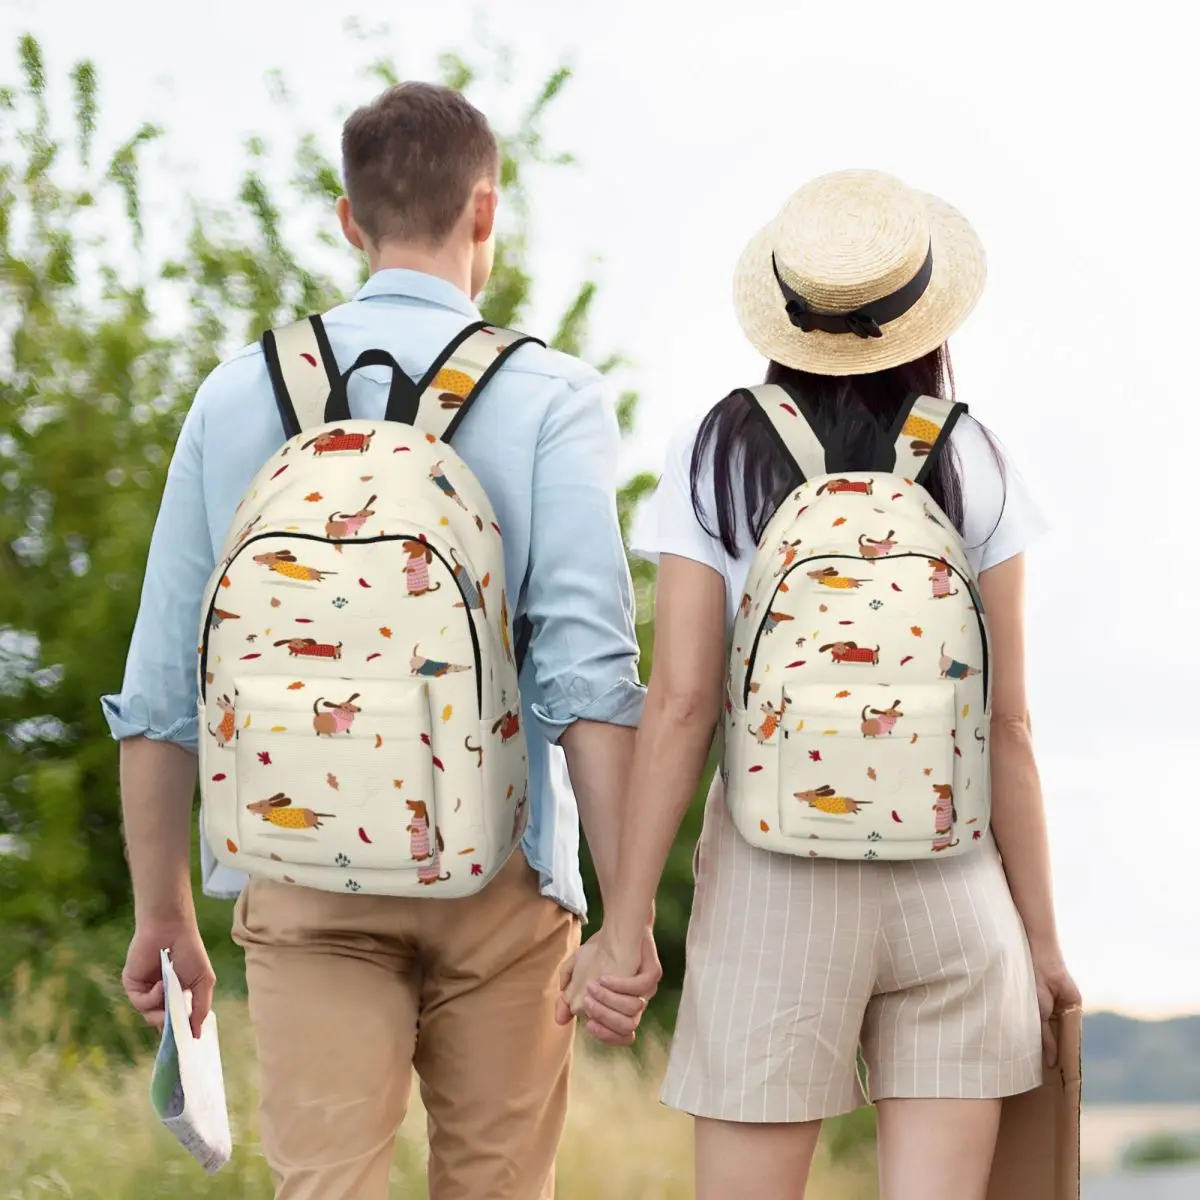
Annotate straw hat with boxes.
[733,169,986,376]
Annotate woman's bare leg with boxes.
[694,1116,824,1200]
[876,1098,1001,1200]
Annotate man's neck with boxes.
[368,242,473,298]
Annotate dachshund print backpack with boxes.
[725,385,990,862]
[198,315,540,898]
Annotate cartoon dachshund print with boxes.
[775,538,803,577]
[208,694,236,748]
[749,694,790,744]
[430,461,469,512]
[209,608,240,631]
[326,495,377,544]
[449,548,487,616]
[254,549,337,583]
[939,643,980,680]
[932,783,959,850]
[406,799,450,884]
[762,610,794,635]
[820,641,881,665]
[929,559,960,599]
[430,367,478,410]
[795,785,871,815]
[808,566,870,589]
[274,636,343,660]
[302,428,376,455]
[861,699,903,737]
[816,478,874,496]
[410,645,471,678]
[401,539,441,597]
[492,709,521,744]
[313,693,361,736]
[859,530,897,559]
[511,782,529,843]
[247,793,334,830]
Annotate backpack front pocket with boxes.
[223,675,441,877]
[778,682,957,851]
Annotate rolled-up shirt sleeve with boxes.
[524,374,646,742]
[100,395,215,753]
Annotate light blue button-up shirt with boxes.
[101,269,645,918]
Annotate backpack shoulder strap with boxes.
[888,394,968,484]
[738,383,828,483]
[261,315,340,439]
[412,322,544,442]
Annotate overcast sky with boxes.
[4,0,1197,1017]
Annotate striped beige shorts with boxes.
[661,775,1043,1123]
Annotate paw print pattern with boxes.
[345,878,361,892]
[332,596,349,609]
[335,852,351,867]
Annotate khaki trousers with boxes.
[232,850,580,1199]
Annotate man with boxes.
[105,82,660,1200]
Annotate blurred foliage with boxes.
[1121,1131,1200,1169]
[0,29,723,1045]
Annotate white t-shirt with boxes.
[632,410,1049,627]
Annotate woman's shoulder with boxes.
[947,412,1049,572]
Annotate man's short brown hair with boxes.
[341,82,499,247]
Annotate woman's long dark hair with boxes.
[690,345,1001,556]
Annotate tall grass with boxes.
[0,965,878,1198]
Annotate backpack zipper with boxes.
[199,530,484,713]
[741,551,988,708]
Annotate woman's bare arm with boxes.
[978,553,1059,949]
[600,553,728,959]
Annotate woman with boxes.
[562,170,1080,1199]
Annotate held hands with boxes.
[122,919,215,1041]
[555,925,661,1047]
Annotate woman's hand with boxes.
[555,926,660,1047]
[1030,943,1081,1066]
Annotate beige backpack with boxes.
[198,315,539,897]
[725,385,990,861]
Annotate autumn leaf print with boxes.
[910,732,920,744]
[269,726,286,733]
[226,839,239,853]
[759,819,770,832]
[375,735,383,748]
[808,750,822,762]
[358,827,373,843]
[832,517,847,527]
[923,768,933,776]
[891,583,902,592]
[304,492,323,502]
[211,773,227,782]
[441,705,453,723]
[867,766,877,781]
[358,578,372,588]
[962,704,970,717]
[392,778,404,789]
[270,464,289,480]
[379,626,392,639]
[910,626,923,637]
[327,773,339,790]
[366,653,382,662]
[900,655,914,665]
[891,810,902,822]
[471,863,483,876]
[458,846,476,855]
[287,681,305,690]
[785,660,807,668]
[219,575,231,589]
[257,751,272,765]
[835,690,851,698]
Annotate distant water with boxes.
[1085,1165,1200,1199]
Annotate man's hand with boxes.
[123,919,215,1040]
[555,925,660,1047]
